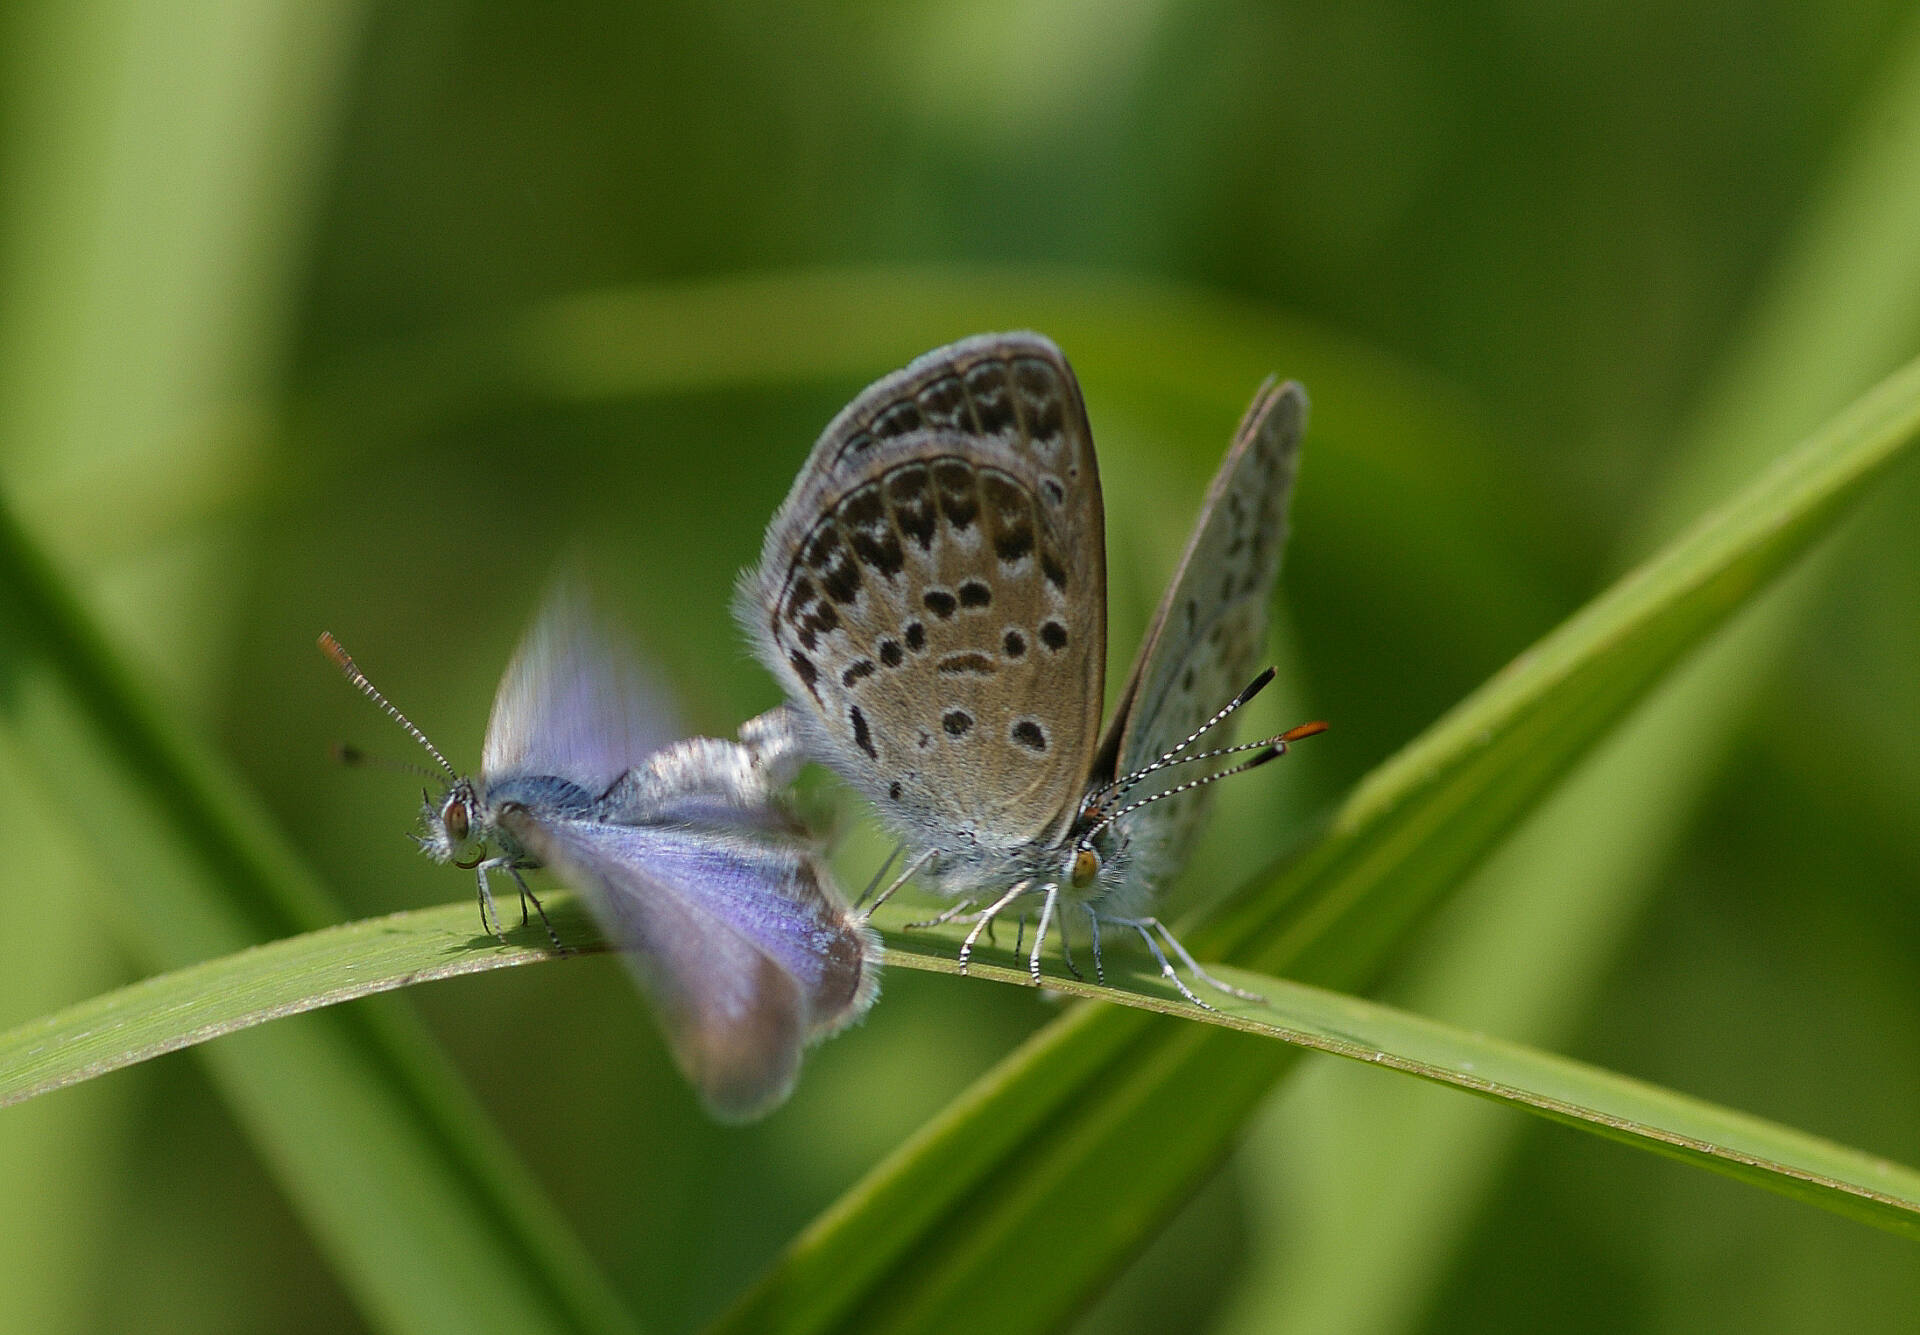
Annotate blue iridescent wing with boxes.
[500,808,879,1122]
[482,582,680,794]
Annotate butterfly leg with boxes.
[473,864,508,942]
[1053,902,1083,981]
[1115,918,1213,1010]
[1144,918,1264,1003]
[905,897,978,930]
[507,865,566,953]
[1029,884,1061,987]
[862,849,934,920]
[854,845,902,910]
[959,881,1030,975]
[1011,915,1022,953]
[1086,908,1105,984]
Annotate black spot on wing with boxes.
[887,463,937,549]
[796,598,840,649]
[1040,620,1068,651]
[802,526,841,570]
[1011,719,1048,752]
[937,652,997,676]
[942,709,973,737]
[964,361,1014,435]
[1040,550,1068,592]
[789,651,819,698]
[981,471,1036,565]
[917,374,967,430]
[934,459,979,530]
[873,401,923,440]
[1012,357,1066,441]
[841,483,905,579]
[849,705,877,759]
[821,552,861,604]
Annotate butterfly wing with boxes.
[501,807,878,1121]
[741,334,1108,865]
[1095,379,1308,883]
[482,583,680,794]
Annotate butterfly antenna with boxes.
[330,742,441,781]
[1081,725,1324,843]
[1088,667,1278,809]
[318,632,460,780]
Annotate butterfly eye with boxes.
[1070,847,1101,888]
[444,799,470,843]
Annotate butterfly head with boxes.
[419,777,499,868]
[1058,790,1137,898]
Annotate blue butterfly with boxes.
[325,586,878,1120]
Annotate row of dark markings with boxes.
[782,453,1061,649]
[778,350,1083,771]
[831,613,1070,691]
[936,709,1048,753]
[845,697,1050,764]
[830,351,1070,473]
[779,453,1075,707]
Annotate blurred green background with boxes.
[3,1,1919,1331]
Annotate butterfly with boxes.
[737,332,1320,1006]
[323,586,878,1120]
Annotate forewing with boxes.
[741,334,1107,855]
[501,809,877,1121]
[482,583,679,793]
[1096,380,1307,878]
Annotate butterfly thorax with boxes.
[911,808,1142,914]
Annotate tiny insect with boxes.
[323,585,878,1120]
[739,332,1323,1007]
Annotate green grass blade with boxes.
[0,496,639,1335]
[888,951,1920,1243]
[1234,25,1920,1329]
[0,901,589,1109]
[710,350,1920,1334]
[9,901,1916,1242]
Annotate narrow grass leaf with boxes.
[8,898,1915,1245]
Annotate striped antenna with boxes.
[1082,667,1278,818]
[1079,717,1328,844]
[318,632,459,780]
[330,741,440,781]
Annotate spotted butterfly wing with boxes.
[741,334,1108,870]
[1092,379,1308,885]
